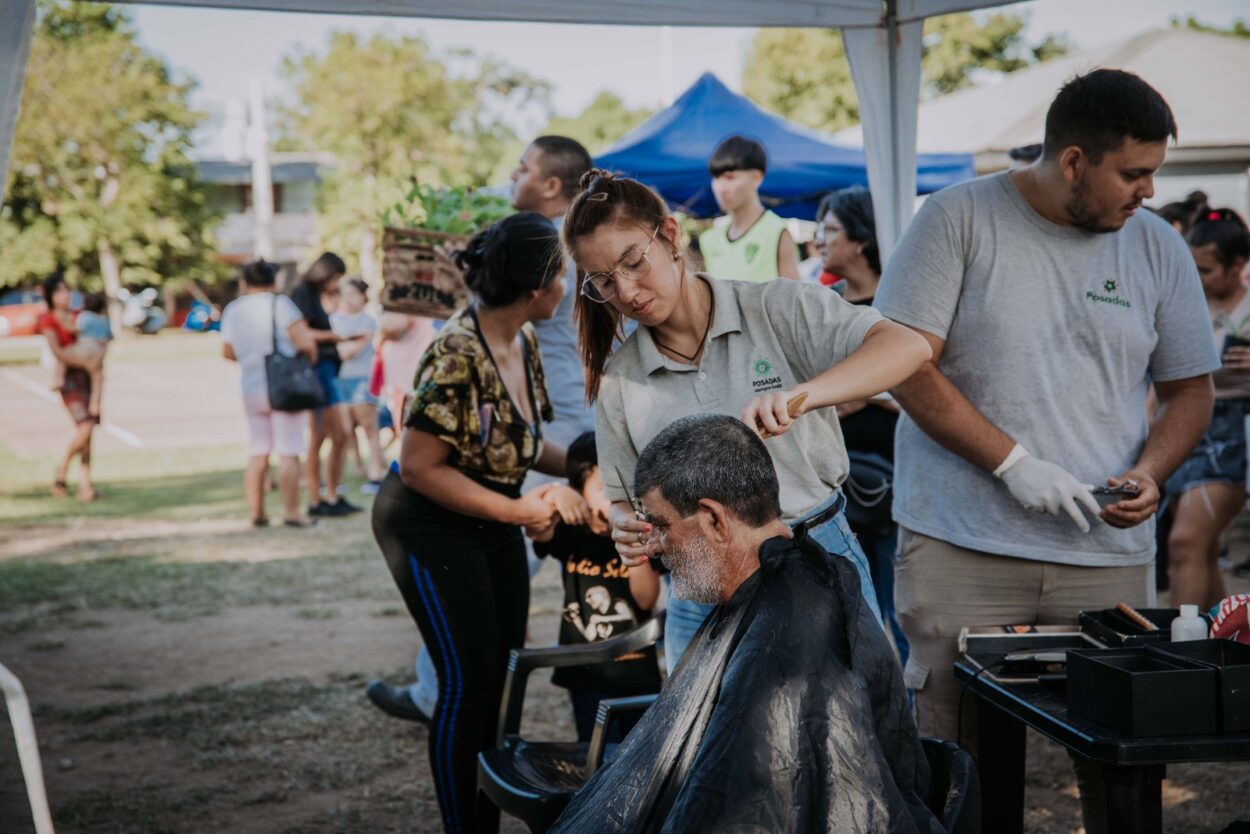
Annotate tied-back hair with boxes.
[240,259,279,288]
[300,252,347,291]
[1188,208,1250,270]
[454,212,563,309]
[562,168,675,402]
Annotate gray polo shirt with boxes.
[597,274,884,521]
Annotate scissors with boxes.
[615,465,664,572]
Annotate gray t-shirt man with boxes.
[875,172,1218,567]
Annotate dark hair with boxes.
[1188,208,1250,270]
[1008,143,1043,163]
[531,136,594,202]
[816,186,880,276]
[347,277,369,297]
[41,272,68,305]
[240,259,278,288]
[708,135,768,177]
[1043,69,1177,165]
[563,168,676,401]
[634,414,781,527]
[1158,191,1211,234]
[81,292,107,314]
[566,431,598,492]
[301,252,347,290]
[455,212,562,308]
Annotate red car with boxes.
[0,290,46,338]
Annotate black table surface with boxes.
[954,658,1250,766]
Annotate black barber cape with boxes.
[549,533,944,834]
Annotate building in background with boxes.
[836,28,1250,218]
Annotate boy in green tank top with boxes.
[699,135,801,283]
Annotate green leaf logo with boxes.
[753,358,773,377]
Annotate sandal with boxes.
[283,517,317,529]
[51,480,69,498]
[252,517,270,528]
[76,491,101,502]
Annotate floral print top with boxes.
[406,307,553,490]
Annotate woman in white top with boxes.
[219,260,317,528]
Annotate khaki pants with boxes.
[895,527,1152,833]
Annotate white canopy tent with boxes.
[0,0,1012,260]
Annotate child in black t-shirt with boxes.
[529,432,662,742]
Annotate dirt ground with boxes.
[2,331,1250,832]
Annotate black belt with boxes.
[790,491,845,537]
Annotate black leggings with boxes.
[372,470,529,834]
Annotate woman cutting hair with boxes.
[562,170,931,670]
[371,211,586,834]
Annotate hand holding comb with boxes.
[757,392,810,439]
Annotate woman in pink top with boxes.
[378,311,436,425]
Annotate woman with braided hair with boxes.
[371,211,589,834]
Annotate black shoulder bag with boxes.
[266,295,325,412]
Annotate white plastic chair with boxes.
[1,662,54,833]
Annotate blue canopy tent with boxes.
[596,73,974,220]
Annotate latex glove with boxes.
[995,444,1100,533]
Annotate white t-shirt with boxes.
[330,309,377,380]
[220,292,304,395]
[876,171,1220,567]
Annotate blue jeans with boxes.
[860,523,910,669]
[662,494,882,674]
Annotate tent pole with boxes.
[0,0,36,205]
[885,0,904,252]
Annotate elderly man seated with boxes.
[551,413,947,834]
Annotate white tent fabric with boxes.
[844,6,924,261]
[0,0,35,201]
[0,0,1013,260]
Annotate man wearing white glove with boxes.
[875,70,1217,834]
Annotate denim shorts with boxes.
[1167,398,1250,494]
[313,360,345,408]
[335,375,374,406]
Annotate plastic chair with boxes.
[475,617,663,834]
[922,736,982,833]
[1,662,55,834]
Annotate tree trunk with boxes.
[359,224,381,314]
[98,239,123,334]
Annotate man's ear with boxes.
[696,498,733,545]
[1058,146,1085,184]
[540,174,563,202]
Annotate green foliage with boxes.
[277,31,549,271]
[1171,15,1250,38]
[742,12,1070,133]
[0,1,224,290]
[545,91,654,154]
[380,179,512,234]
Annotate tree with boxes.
[545,91,654,154]
[278,32,549,282]
[1,1,222,308]
[1171,15,1250,38]
[742,12,1070,133]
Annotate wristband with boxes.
[993,443,1030,479]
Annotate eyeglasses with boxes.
[580,225,660,304]
[813,222,843,244]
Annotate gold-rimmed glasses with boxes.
[580,225,660,303]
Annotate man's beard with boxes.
[1064,176,1119,235]
[665,534,723,605]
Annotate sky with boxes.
[124,0,1249,156]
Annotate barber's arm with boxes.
[892,328,1102,532]
[741,319,931,437]
[1101,374,1213,529]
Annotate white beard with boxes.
[667,534,723,604]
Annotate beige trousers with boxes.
[895,527,1153,833]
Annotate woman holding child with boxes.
[562,170,932,670]
[37,272,104,501]
[371,211,586,834]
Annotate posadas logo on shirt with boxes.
[751,357,784,392]
[1085,277,1131,309]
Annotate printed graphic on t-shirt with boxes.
[563,585,639,641]
[1085,277,1132,309]
[750,355,784,393]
